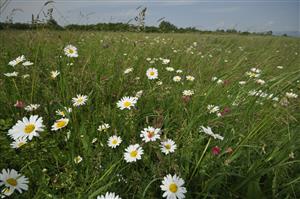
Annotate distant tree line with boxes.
[0,20,274,36]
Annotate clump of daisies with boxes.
[97,123,110,132]
[161,58,170,65]
[161,139,177,155]
[24,104,40,112]
[146,68,158,80]
[248,90,279,102]
[285,92,298,99]
[107,135,122,148]
[117,96,138,110]
[200,126,224,140]
[211,76,224,85]
[64,45,78,57]
[124,144,143,163]
[0,168,28,198]
[182,90,194,96]
[140,126,161,142]
[72,94,88,106]
[245,67,261,78]
[97,192,121,199]
[160,174,186,199]
[166,67,174,72]
[186,75,195,81]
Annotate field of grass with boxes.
[0,30,299,198]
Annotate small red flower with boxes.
[223,79,230,86]
[182,95,191,104]
[220,107,231,116]
[212,146,221,155]
[14,100,25,108]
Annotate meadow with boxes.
[0,30,299,198]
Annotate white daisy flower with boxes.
[256,79,265,85]
[97,192,121,199]
[162,58,170,65]
[24,104,40,112]
[199,126,224,140]
[10,137,27,149]
[97,123,110,132]
[146,68,158,80]
[50,70,60,79]
[74,156,83,164]
[22,61,33,66]
[207,105,219,114]
[186,75,195,81]
[91,138,98,144]
[239,81,246,85]
[276,65,284,69]
[176,70,183,73]
[182,90,194,96]
[51,118,69,131]
[8,115,44,141]
[1,187,14,197]
[160,174,187,199]
[160,139,177,155]
[245,71,260,78]
[216,79,224,85]
[116,96,137,110]
[124,144,143,163]
[124,68,133,74]
[64,45,78,57]
[166,67,175,72]
[156,81,163,85]
[286,92,298,99]
[135,90,143,98]
[140,126,161,142]
[72,94,88,106]
[173,76,181,82]
[107,135,122,148]
[211,76,218,81]
[250,67,261,73]
[4,72,18,77]
[0,169,28,194]
[22,74,30,79]
[56,107,72,117]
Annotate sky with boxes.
[0,0,299,33]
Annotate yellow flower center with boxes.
[24,124,35,134]
[124,101,132,107]
[6,178,17,186]
[68,49,74,54]
[77,98,83,103]
[165,144,171,150]
[56,120,67,128]
[169,183,178,193]
[17,142,25,148]
[130,150,138,158]
[150,71,155,76]
[112,139,118,145]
